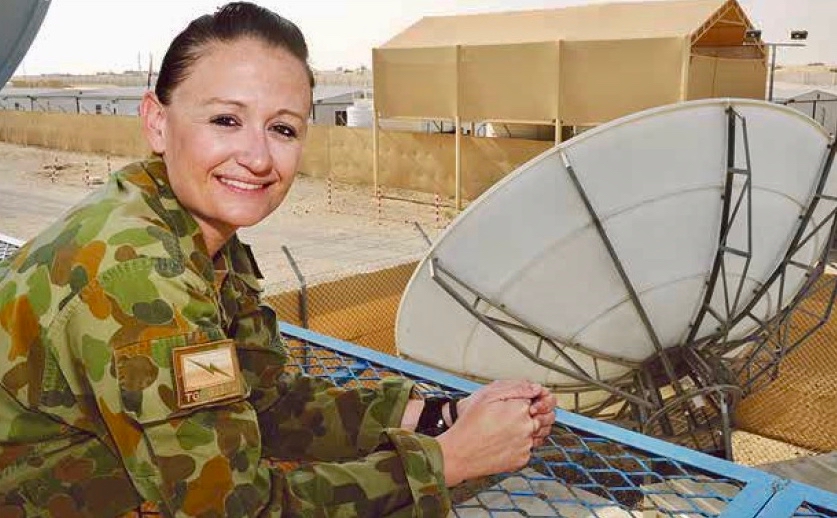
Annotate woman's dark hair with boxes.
[155,1,315,104]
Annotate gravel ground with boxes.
[0,142,449,292]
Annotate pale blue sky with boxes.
[14,0,836,75]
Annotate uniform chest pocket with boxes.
[114,334,249,425]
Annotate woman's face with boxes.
[142,37,311,250]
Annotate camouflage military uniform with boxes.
[0,158,450,517]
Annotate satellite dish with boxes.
[0,0,51,87]
[396,99,837,457]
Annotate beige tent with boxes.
[375,0,766,125]
[372,0,767,208]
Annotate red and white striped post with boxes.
[434,193,441,228]
[327,176,333,212]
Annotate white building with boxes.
[773,82,837,136]
[0,86,145,115]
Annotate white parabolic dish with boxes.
[396,99,837,399]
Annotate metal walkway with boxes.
[0,232,24,262]
[281,323,837,517]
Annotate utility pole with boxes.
[746,29,809,102]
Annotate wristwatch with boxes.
[416,396,460,437]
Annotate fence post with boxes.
[327,176,333,212]
[434,193,441,229]
[281,245,308,329]
[414,222,431,247]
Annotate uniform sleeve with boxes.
[225,270,422,463]
[51,258,450,517]
[268,374,416,459]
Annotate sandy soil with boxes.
[0,142,450,292]
[4,143,827,473]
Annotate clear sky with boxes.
[13,0,836,76]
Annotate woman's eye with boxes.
[271,124,298,139]
[210,115,239,127]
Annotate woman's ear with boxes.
[140,91,166,154]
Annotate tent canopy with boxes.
[383,0,729,47]
[374,0,766,127]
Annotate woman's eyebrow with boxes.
[202,97,306,121]
[203,97,246,108]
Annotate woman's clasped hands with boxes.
[436,380,557,486]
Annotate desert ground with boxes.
[0,142,448,292]
[2,141,830,469]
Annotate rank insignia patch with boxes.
[172,340,244,409]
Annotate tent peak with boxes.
[382,0,737,48]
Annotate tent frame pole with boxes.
[455,115,462,210]
[373,108,380,196]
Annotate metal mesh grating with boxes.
[81,322,837,517]
[282,328,747,517]
[0,239,21,262]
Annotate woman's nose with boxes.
[237,127,271,174]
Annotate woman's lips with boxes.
[216,176,268,191]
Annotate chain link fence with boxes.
[736,272,837,453]
[263,245,425,357]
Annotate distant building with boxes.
[311,86,368,126]
[1,85,374,125]
[773,82,837,136]
[774,66,837,88]
[0,87,145,115]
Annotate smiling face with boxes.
[141,37,312,255]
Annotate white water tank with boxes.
[346,98,374,128]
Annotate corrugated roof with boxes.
[313,85,367,102]
[382,0,727,48]
[773,82,837,102]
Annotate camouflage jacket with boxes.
[0,158,450,517]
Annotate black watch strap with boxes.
[449,397,460,424]
[416,397,451,437]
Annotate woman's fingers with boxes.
[457,380,544,418]
[438,398,538,484]
[529,388,557,415]
[481,380,543,402]
[529,390,556,448]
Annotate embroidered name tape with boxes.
[172,340,244,409]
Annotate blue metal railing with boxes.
[280,323,837,517]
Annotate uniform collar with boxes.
[137,157,264,292]
[137,157,214,286]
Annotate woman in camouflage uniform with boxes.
[0,2,556,516]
